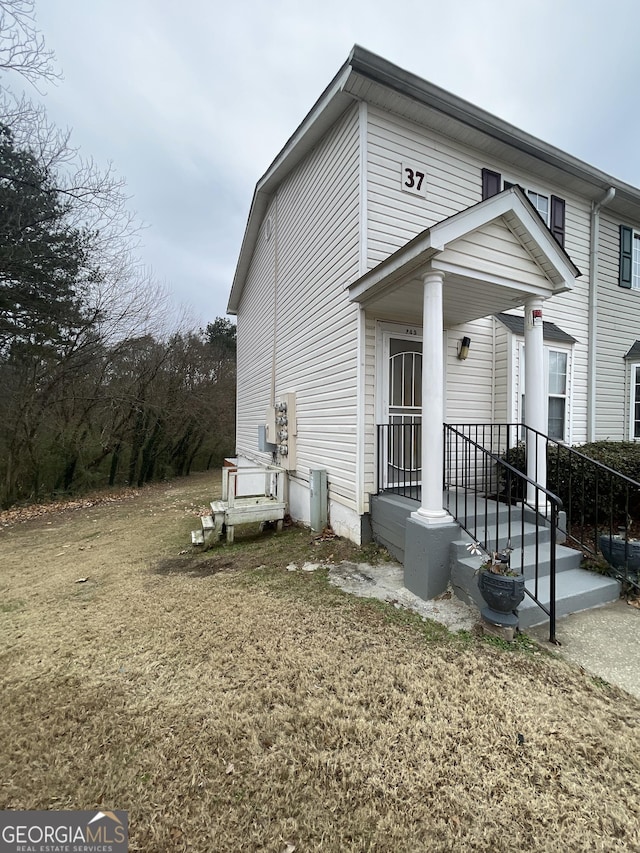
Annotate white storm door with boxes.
[385,335,422,488]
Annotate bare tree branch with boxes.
[0,0,59,90]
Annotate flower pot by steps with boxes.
[477,570,526,628]
[599,534,640,574]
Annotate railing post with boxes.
[549,500,558,644]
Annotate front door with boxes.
[384,335,422,489]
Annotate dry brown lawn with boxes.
[1,471,640,852]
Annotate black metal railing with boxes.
[451,423,640,593]
[376,421,564,640]
[445,424,563,643]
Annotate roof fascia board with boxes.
[347,234,438,302]
[257,64,354,195]
[348,45,640,204]
[228,64,355,314]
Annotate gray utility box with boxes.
[310,469,327,531]
[258,424,277,453]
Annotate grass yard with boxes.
[1,471,639,852]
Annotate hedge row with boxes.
[500,441,640,527]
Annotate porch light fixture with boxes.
[458,336,471,361]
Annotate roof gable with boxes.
[228,45,636,315]
[347,186,580,307]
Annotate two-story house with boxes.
[227,46,639,616]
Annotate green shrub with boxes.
[500,441,640,527]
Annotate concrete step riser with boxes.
[452,561,620,629]
[455,543,582,580]
[518,575,621,629]
[450,526,551,558]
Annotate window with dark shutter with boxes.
[550,196,565,247]
[481,168,501,200]
[620,225,633,288]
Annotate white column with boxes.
[523,297,547,507]
[411,270,453,526]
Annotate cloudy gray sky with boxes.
[21,0,640,326]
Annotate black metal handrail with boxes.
[451,423,640,592]
[376,421,564,641]
[445,424,563,643]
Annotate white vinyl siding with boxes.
[445,319,495,424]
[362,315,377,508]
[366,106,479,267]
[525,200,590,444]
[237,104,361,513]
[364,107,591,444]
[595,213,640,439]
[236,201,277,465]
[444,220,550,288]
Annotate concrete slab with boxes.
[295,559,479,632]
[529,599,640,700]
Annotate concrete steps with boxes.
[449,505,620,627]
[519,570,620,628]
[371,490,620,629]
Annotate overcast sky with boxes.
[19,0,640,326]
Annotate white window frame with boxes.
[629,362,640,439]
[517,341,573,443]
[632,232,640,291]
[504,177,552,226]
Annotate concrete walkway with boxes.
[529,599,640,700]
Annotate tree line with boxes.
[0,0,236,507]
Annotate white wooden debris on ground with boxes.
[192,464,287,546]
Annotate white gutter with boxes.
[587,186,616,442]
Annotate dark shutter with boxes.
[620,224,633,288]
[481,168,501,200]
[550,196,566,247]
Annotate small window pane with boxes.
[634,369,640,438]
[548,397,565,440]
[633,234,640,291]
[548,351,567,395]
[390,355,402,406]
[528,190,549,225]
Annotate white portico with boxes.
[348,187,580,595]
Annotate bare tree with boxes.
[0,0,59,89]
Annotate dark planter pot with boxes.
[478,570,526,628]
[599,534,640,573]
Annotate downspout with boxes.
[587,186,615,442]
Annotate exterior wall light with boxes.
[458,336,471,361]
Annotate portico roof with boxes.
[347,186,581,326]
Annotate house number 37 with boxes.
[401,161,426,197]
[404,168,424,191]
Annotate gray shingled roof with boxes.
[495,313,577,344]
[625,341,640,359]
